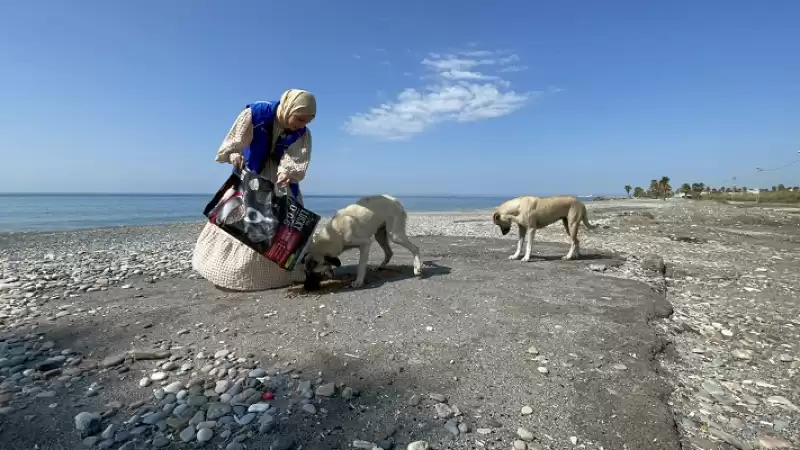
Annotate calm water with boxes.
[0,193,595,233]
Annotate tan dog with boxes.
[303,195,423,289]
[492,196,597,262]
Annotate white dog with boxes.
[303,195,423,289]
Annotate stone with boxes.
[270,437,295,450]
[407,441,429,450]
[758,435,793,449]
[521,405,533,415]
[197,427,213,443]
[316,382,336,397]
[179,426,196,442]
[74,411,102,437]
[150,371,169,381]
[163,381,183,394]
[517,427,535,442]
[513,441,528,450]
[100,354,125,368]
[353,440,376,449]
[433,403,452,419]
[444,419,459,435]
[206,402,232,420]
[731,349,753,360]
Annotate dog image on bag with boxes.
[302,195,423,290]
[492,196,597,262]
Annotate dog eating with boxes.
[302,195,423,290]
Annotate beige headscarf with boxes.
[275,89,317,127]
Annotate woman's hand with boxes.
[229,153,244,171]
[276,172,291,188]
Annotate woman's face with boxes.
[287,114,314,131]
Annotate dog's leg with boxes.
[508,225,526,260]
[563,219,581,260]
[521,227,536,262]
[351,242,373,288]
[387,215,423,276]
[374,225,393,271]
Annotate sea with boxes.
[0,193,596,233]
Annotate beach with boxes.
[1,199,799,450]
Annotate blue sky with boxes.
[1,0,798,196]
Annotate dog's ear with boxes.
[492,212,500,223]
[324,255,342,268]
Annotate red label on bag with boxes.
[265,225,302,267]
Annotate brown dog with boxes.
[492,196,596,261]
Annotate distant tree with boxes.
[648,179,659,197]
[680,183,691,193]
[772,185,777,192]
[633,186,645,198]
[659,176,671,200]
[624,185,632,197]
[778,184,786,191]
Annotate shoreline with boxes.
[0,198,672,236]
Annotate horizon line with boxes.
[0,192,604,198]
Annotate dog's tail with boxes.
[582,207,598,230]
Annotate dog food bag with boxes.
[203,169,321,271]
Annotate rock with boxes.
[74,411,102,437]
[215,380,231,394]
[163,381,183,394]
[433,403,452,419]
[100,354,125,368]
[179,426,196,442]
[197,427,213,443]
[521,406,533,415]
[226,444,245,450]
[407,395,421,406]
[152,435,170,448]
[709,427,752,450]
[270,437,295,450]
[249,368,267,378]
[428,393,447,402]
[353,440,376,449]
[513,441,528,450]
[517,427,535,442]
[612,363,628,371]
[731,349,753,360]
[302,403,317,414]
[407,441,430,450]
[248,403,270,413]
[206,402,232,420]
[214,349,230,359]
[316,382,336,397]
[138,378,151,387]
[150,371,169,381]
[444,419,460,435]
[589,263,607,272]
[758,435,794,449]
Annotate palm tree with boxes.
[659,176,671,200]
[624,185,632,197]
[649,179,659,197]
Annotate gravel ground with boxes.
[1,198,798,450]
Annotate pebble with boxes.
[74,411,102,437]
[179,426,196,442]
[517,427,535,442]
[407,441,430,450]
[150,371,168,381]
[196,427,213,443]
[513,441,528,450]
[521,405,533,415]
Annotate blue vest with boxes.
[241,101,306,198]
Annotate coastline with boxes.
[2,199,799,449]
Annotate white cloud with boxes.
[344,48,543,140]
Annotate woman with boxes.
[192,89,316,291]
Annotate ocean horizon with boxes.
[0,193,601,233]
